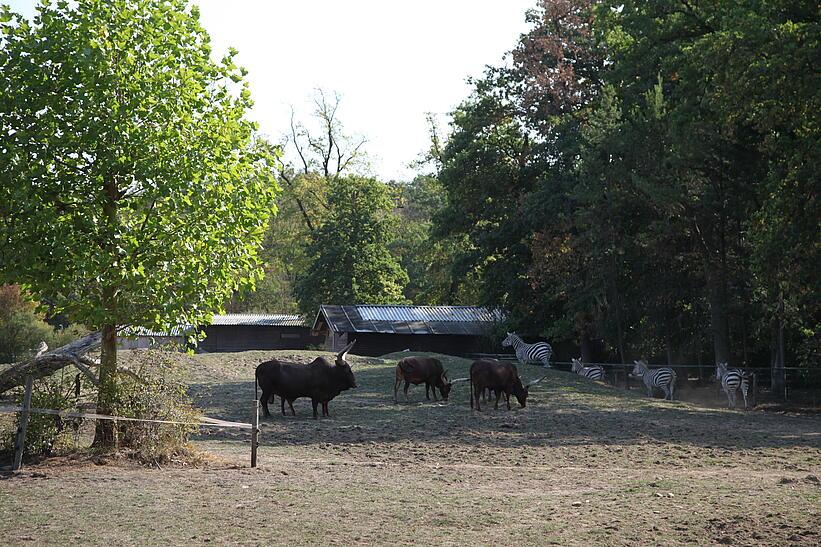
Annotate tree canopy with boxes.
[0,0,279,443]
[295,176,408,315]
[430,0,819,369]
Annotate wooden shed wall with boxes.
[339,332,492,357]
[198,325,323,353]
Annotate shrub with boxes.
[0,284,89,363]
[1,368,87,460]
[111,349,198,463]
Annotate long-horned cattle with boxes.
[255,340,357,419]
[469,359,546,411]
[393,356,452,403]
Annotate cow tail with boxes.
[470,375,474,410]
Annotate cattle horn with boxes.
[450,377,470,384]
[526,375,548,387]
[337,340,356,363]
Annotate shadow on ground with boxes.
[185,351,821,454]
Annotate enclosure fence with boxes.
[1,375,262,471]
[465,353,819,402]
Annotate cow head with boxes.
[501,332,515,347]
[438,370,453,400]
[518,374,548,408]
[512,376,529,407]
[335,340,357,389]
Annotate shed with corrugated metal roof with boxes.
[311,305,503,356]
[198,314,324,353]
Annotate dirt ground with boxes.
[1,350,819,545]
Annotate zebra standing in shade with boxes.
[571,358,605,381]
[502,332,552,368]
[631,360,676,400]
[716,362,751,409]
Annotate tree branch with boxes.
[0,332,102,394]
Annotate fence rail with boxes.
[463,353,820,400]
[2,375,260,472]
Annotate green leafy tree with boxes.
[296,176,408,314]
[0,0,278,445]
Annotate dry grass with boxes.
[1,349,819,545]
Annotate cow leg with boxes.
[288,399,296,416]
[431,382,438,401]
[494,390,502,410]
[260,388,272,417]
[311,399,319,419]
[505,391,511,410]
[425,382,431,400]
[404,381,410,401]
[322,401,329,417]
[394,377,401,404]
[280,397,286,416]
[473,385,481,411]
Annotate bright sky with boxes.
[7,0,536,181]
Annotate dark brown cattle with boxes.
[393,356,452,403]
[255,341,357,419]
[469,359,531,411]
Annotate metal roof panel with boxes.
[316,305,502,335]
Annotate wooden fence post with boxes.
[12,375,34,471]
[251,399,259,468]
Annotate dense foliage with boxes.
[432,0,819,371]
[0,0,278,445]
[295,176,408,314]
[0,285,88,364]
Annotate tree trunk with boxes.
[665,329,674,366]
[92,323,117,448]
[580,325,593,363]
[707,268,731,365]
[770,292,786,398]
[0,332,101,393]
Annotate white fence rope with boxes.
[0,406,252,430]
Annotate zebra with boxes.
[631,360,676,400]
[571,358,605,381]
[716,362,751,409]
[501,332,552,368]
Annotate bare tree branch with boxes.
[0,332,102,394]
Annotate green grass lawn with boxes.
[1,349,819,545]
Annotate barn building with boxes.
[311,305,503,356]
[118,326,191,350]
[197,314,324,353]
[120,314,323,352]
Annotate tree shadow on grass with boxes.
[187,362,821,452]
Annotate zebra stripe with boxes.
[571,358,604,381]
[716,362,751,409]
[502,332,552,368]
[631,360,676,400]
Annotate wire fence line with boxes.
[2,379,261,471]
[465,353,811,371]
[0,406,252,429]
[463,353,820,400]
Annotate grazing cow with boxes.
[393,356,452,403]
[469,359,545,411]
[255,341,357,419]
